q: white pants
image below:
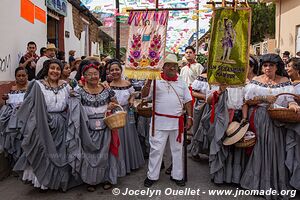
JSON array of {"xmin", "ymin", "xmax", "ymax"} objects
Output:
[{"xmin": 147, "ymin": 129, "xmax": 183, "ymax": 180}]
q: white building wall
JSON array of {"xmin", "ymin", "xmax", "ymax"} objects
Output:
[
  {"xmin": 91, "ymin": 42, "xmax": 99, "ymax": 56},
  {"xmin": 64, "ymin": 2, "xmax": 81, "ymax": 60},
  {"xmin": 64, "ymin": 3, "xmax": 99, "ymax": 59},
  {"xmin": 0, "ymin": 0, "xmax": 47, "ymax": 81}
]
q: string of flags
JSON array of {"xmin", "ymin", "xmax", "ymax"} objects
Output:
[{"xmin": 80, "ymin": 0, "xmax": 212, "ymax": 53}]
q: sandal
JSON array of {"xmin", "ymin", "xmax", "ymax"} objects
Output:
[
  {"xmin": 144, "ymin": 177, "xmax": 156, "ymax": 187},
  {"xmin": 87, "ymin": 185, "xmax": 96, "ymax": 192},
  {"xmin": 103, "ymin": 182, "xmax": 113, "ymax": 190}
]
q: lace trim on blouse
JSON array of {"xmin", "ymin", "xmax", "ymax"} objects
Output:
[
  {"xmin": 9, "ymin": 89, "xmax": 26, "ymax": 94},
  {"xmin": 78, "ymin": 87, "xmax": 115, "ymax": 107},
  {"xmin": 40, "ymin": 81, "xmax": 68, "ymax": 94},
  {"xmin": 110, "ymin": 84, "xmax": 132, "ymax": 90},
  {"xmin": 196, "ymin": 76, "xmax": 207, "ymax": 82},
  {"xmin": 250, "ymin": 80, "xmax": 292, "ymax": 88}
]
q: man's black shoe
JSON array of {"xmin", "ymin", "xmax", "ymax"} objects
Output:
[
  {"xmin": 144, "ymin": 177, "xmax": 156, "ymax": 187},
  {"xmin": 170, "ymin": 176, "xmax": 186, "ymax": 187}
]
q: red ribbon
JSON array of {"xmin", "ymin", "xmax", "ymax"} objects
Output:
[
  {"xmin": 187, "ymin": 60, "xmax": 196, "ymax": 68},
  {"xmin": 160, "ymin": 72, "xmax": 178, "ymax": 81},
  {"xmin": 82, "ymin": 63, "xmax": 98, "ymax": 75},
  {"xmin": 210, "ymin": 91, "xmax": 219, "ymax": 123},
  {"xmin": 155, "ymin": 112, "xmax": 184, "ymax": 143},
  {"xmin": 110, "ymin": 129, "xmax": 120, "ymax": 158},
  {"xmin": 189, "ymin": 86, "xmax": 195, "ymax": 109},
  {"xmin": 107, "ymin": 111, "xmax": 120, "ymax": 158},
  {"xmin": 246, "ymin": 107, "xmax": 257, "ymax": 155}
]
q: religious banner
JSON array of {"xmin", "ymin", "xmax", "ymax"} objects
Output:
[
  {"xmin": 208, "ymin": 7, "xmax": 251, "ymax": 85},
  {"xmin": 125, "ymin": 11, "xmax": 169, "ymax": 80}
]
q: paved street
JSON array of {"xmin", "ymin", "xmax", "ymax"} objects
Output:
[{"xmin": 1, "ymin": 154, "xmax": 299, "ymax": 200}]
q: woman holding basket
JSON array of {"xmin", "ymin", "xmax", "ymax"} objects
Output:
[
  {"xmin": 240, "ymin": 54, "xmax": 300, "ymax": 199},
  {"xmin": 67, "ymin": 63, "xmax": 120, "ymax": 192},
  {"xmin": 284, "ymin": 57, "xmax": 300, "ymax": 190},
  {"xmin": 109, "ymin": 59, "xmax": 145, "ymax": 174}
]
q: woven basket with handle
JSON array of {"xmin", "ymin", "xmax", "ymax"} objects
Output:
[
  {"xmin": 268, "ymin": 93, "xmax": 300, "ymax": 123},
  {"xmin": 137, "ymin": 99, "xmax": 152, "ymax": 118},
  {"xmin": 235, "ymin": 138, "xmax": 256, "ymax": 148},
  {"xmin": 104, "ymin": 105, "xmax": 127, "ymax": 129}
]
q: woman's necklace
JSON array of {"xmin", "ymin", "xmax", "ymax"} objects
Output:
[
  {"xmin": 265, "ymin": 74, "xmax": 276, "ymax": 85},
  {"xmin": 264, "ymin": 75, "xmax": 276, "ymax": 95},
  {"xmin": 46, "ymin": 78, "xmax": 59, "ymax": 103}
]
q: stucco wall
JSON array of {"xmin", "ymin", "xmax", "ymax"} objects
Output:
[
  {"xmin": 276, "ymin": 0, "xmax": 300, "ymax": 56},
  {"xmin": 64, "ymin": 2, "xmax": 81, "ymax": 58},
  {"xmin": 0, "ymin": 0, "xmax": 47, "ymax": 82}
]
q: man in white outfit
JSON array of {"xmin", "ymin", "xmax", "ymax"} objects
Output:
[
  {"xmin": 180, "ymin": 46, "xmax": 204, "ymax": 86},
  {"xmin": 141, "ymin": 54, "xmax": 193, "ymax": 187},
  {"xmin": 36, "ymin": 43, "xmax": 57, "ymax": 76}
]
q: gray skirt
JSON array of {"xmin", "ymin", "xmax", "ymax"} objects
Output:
[
  {"xmin": 67, "ymin": 99, "xmax": 113, "ymax": 185},
  {"xmin": 240, "ymin": 106, "xmax": 289, "ymax": 200},
  {"xmin": 118, "ymin": 105, "xmax": 145, "ymax": 174},
  {"xmin": 0, "ymin": 105, "xmax": 23, "ymax": 163},
  {"xmin": 285, "ymin": 123, "xmax": 300, "ymax": 190},
  {"xmin": 189, "ymin": 103, "xmax": 212, "ymax": 156},
  {"xmin": 13, "ymin": 82, "xmax": 80, "ymax": 191}
]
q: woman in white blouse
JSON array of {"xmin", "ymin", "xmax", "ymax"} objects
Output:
[
  {"xmin": 109, "ymin": 60, "xmax": 145, "ymax": 174},
  {"xmin": 241, "ymin": 54, "xmax": 300, "ymax": 199},
  {"xmin": 284, "ymin": 57, "xmax": 300, "ymax": 191},
  {"xmin": 286, "ymin": 57, "xmax": 300, "ymax": 96},
  {"xmin": 13, "ymin": 59, "xmax": 79, "ymax": 192},
  {"xmin": 0, "ymin": 67, "xmax": 28, "ymax": 166},
  {"xmin": 189, "ymin": 69, "xmax": 211, "ymax": 159}
]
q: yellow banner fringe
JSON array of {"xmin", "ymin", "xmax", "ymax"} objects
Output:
[{"xmin": 124, "ymin": 68, "xmax": 162, "ymax": 80}]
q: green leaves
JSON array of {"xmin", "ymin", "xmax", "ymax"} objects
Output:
[{"xmin": 250, "ymin": 3, "xmax": 275, "ymax": 44}]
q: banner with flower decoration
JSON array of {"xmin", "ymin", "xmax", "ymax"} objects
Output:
[
  {"xmin": 208, "ymin": 7, "xmax": 251, "ymax": 86},
  {"xmin": 125, "ymin": 10, "xmax": 169, "ymax": 80}
]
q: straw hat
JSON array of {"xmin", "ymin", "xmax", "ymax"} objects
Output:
[
  {"xmin": 74, "ymin": 57, "xmax": 81, "ymax": 64},
  {"xmin": 47, "ymin": 43, "xmax": 57, "ymax": 50},
  {"xmin": 164, "ymin": 54, "xmax": 178, "ymax": 65},
  {"xmin": 223, "ymin": 121, "xmax": 249, "ymax": 146}
]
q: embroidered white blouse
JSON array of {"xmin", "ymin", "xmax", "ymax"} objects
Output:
[{"xmin": 244, "ymin": 80, "xmax": 295, "ymax": 108}]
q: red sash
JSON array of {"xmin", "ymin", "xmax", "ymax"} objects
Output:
[
  {"xmin": 107, "ymin": 111, "xmax": 120, "ymax": 158},
  {"xmin": 155, "ymin": 112, "xmax": 184, "ymax": 143}
]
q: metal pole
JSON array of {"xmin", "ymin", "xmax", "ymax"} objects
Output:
[
  {"xmin": 196, "ymin": 0, "xmax": 199, "ymax": 54},
  {"xmin": 116, "ymin": 0, "xmax": 120, "ymax": 60}
]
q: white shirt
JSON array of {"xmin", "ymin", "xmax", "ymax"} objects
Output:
[
  {"xmin": 69, "ymin": 71, "xmax": 77, "ymax": 79},
  {"xmin": 147, "ymin": 79, "xmax": 192, "ymax": 130},
  {"xmin": 180, "ymin": 63, "xmax": 204, "ymax": 86},
  {"xmin": 206, "ymin": 85, "xmax": 245, "ymax": 110},
  {"xmin": 36, "ymin": 56, "xmax": 49, "ymax": 76}
]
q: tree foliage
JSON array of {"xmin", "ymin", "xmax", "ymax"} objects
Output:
[
  {"xmin": 207, "ymin": 3, "xmax": 275, "ymax": 44},
  {"xmin": 250, "ymin": 3, "xmax": 276, "ymax": 44}
]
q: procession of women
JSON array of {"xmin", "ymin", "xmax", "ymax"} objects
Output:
[{"xmin": 1, "ymin": 2, "xmax": 300, "ymax": 200}]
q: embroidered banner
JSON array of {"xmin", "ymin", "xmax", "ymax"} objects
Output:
[
  {"xmin": 125, "ymin": 11, "xmax": 169, "ymax": 80},
  {"xmin": 208, "ymin": 7, "xmax": 251, "ymax": 86}
]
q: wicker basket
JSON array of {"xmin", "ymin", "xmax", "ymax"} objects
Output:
[
  {"xmin": 137, "ymin": 99, "xmax": 152, "ymax": 118},
  {"xmin": 104, "ymin": 105, "xmax": 127, "ymax": 129},
  {"xmin": 235, "ymin": 138, "xmax": 256, "ymax": 148},
  {"xmin": 268, "ymin": 93, "xmax": 300, "ymax": 123}
]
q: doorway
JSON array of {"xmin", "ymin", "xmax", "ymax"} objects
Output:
[{"xmin": 47, "ymin": 15, "xmax": 59, "ymax": 47}]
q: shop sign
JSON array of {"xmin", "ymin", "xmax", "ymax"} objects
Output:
[{"xmin": 46, "ymin": 0, "xmax": 67, "ymax": 16}]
